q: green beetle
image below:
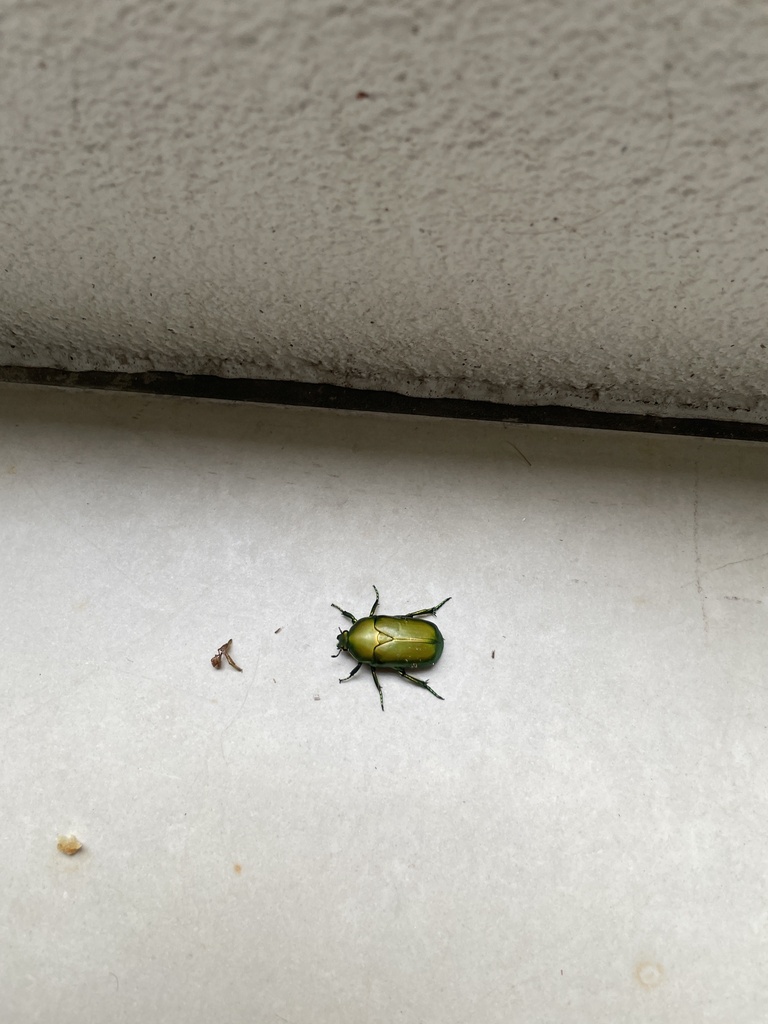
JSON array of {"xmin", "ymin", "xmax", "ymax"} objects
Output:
[{"xmin": 331, "ymin": 586, "xmax": 450, "ymax": 711}]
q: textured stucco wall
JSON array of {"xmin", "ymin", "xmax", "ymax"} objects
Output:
[{"xmin": 1, "ymin": 0, "xmax": 768, "ymax": 420}]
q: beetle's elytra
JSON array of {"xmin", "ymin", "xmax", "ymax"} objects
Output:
[{"xmin": 331, "ymin": 586, "xmax": 450, "ymax": 711}]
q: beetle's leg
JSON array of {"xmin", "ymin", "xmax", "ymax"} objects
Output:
[
  {"xmin": 369, "ymin": 585, "xmax": 380, "ymax": 616},
  {"xmin": 331, "ymin": 603, "xmax": 357, "ymax": 623},
  {"xmin": 396, "ymin": 669, "xmax": 444, "ymax": 701},
  {"xmin": 339, "ymin": 663, "xmax": 362, "ymax": 682},
  {"xmin": 399, "ymin": 596, "xmax": 452, "ymax": 618},
  {"xmin": 370, "ymin": 666, "xmax": 385, "ymax": 712}
]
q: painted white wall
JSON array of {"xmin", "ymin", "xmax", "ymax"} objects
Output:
[{"xmin": 1, "ymin": 0, "xmax": 767, "ymax": 420}]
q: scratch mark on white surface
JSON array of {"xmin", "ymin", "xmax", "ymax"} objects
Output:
[
  {"xmin": 676, "ymin": 550, "xmax": 768, "ymax": 591},
  {"xmin": 705, "ymin": 551, "xmax": 768, "ymax": 575},
  {"xmin": 506, "ymin": 441, "xmax": 532, "ymax": 467},
  {"xmin": 220, "ymin": 679, "xmax": 253, "ymax": 765},
  {"xmin": 140, "ymin": 767, "xmax": 183, "ymax": 782}
]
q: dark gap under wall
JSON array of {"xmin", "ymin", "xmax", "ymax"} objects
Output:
[{"xmin": 1, "ymin": 365, "xmax": 766, "ymax": 442}]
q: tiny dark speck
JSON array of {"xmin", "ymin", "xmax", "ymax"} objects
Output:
[
  {"xmin": 491, "ymin": 650, "xmax": 495, "ymax": 659},
  {"xmin": 356, "ymin": 91, "xmax": 370, "ymax": 100}
]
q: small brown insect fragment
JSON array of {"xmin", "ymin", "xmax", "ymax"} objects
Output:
[
  {"xmin": 356, "ymin": 90, "xmax": 370, "ymax": 99},
  {"xmin": 57, "ymin": 834, "xmax": 82, "ymax": 856},
  {"xmin": 211, "ymin": 639, "xmax": 242, "ymax": 671},
  {"xmin": 274, "ymin": 627, "xmax": 282, "ymax": 634}
]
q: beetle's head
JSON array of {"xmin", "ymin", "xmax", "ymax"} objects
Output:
[{"xmin": 335, "ymin": 629, "xmax": 350, "ymax": 654}]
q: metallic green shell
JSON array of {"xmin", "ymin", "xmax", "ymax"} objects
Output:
[{"xmin": 346, "ymin": 616, "xmax": 444, "ymax": 668}]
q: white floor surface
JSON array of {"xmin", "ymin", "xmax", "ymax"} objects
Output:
[{"xmin": 1, "ymin": 384, "xmax": 767, "ymax": 1023}]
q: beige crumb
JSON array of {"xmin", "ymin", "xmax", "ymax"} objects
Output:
[{"xmin": 57, "ymin": 834, "xmax": 83, "ymax": 856}]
